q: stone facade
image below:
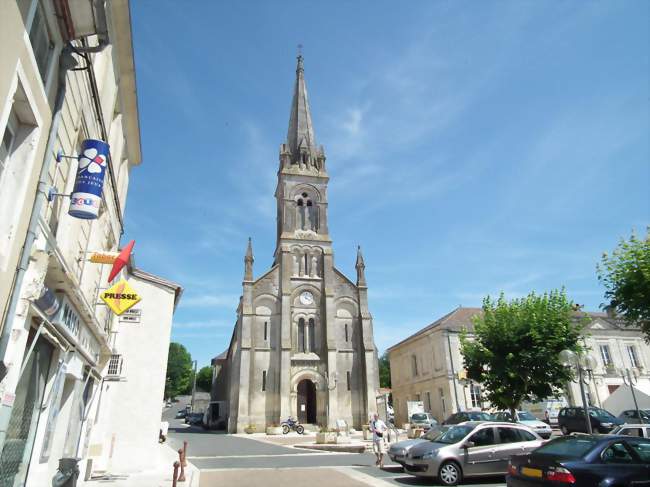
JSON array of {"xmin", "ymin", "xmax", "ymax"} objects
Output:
[
  {"xmin": 214, "ymin": 57, "xmax": 380, "ymax": 433},
  {"xmin": 388, "ymin": 307, "xmax": 650, "ymax": 427}
]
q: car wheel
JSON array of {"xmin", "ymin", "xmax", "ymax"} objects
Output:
[
  {"xmin": 560, "ymin": 425, "xmax": 569, "ymax": 435},
  {"xmin": 438, "ymin": 461, "xmax": 461, "ymax": 486}
]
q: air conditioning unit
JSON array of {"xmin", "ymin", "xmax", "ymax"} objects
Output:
[{"xmin": 106, "ymin": 354, "xmax": 124, "ymax": 380}]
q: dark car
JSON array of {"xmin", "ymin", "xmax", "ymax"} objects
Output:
[
  {"xmin": 442, "ymin": 411, "xmax": 493, "ymax": 425},
  {"xmin": 175, "ymin": 409, "xmax": 187, "ymax": 419},
  {"xmin": 557, "ymin": 406, "xmax": 623, "ymax": 434},
  {"xmin": 185, "ymin": 412, "xmax": 204, "ymax": 425},
  {"xmin": 507, "ymin": 435, "xmax": 650, "ymax": 486},
  {"xmin": 619, "ymin": 409, "xmax": 650, "ymax": 423}
]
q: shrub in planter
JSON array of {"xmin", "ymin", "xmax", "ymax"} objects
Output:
[{"xmin": 244, "ymin": 424, "xmax": 257, "ymax": 434}]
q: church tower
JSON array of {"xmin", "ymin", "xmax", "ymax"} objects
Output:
[{"xmin": 221, "ymin": 56, "xmax": 380, "ymax": 433}]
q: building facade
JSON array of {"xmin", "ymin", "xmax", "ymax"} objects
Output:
[
  {"xmin": 388, "ymin": 307, "xmax": 650, "ymax": 427},
  {"xmin": 0, "ymin": 1, "xmax": 168, "ymax": 485},
  {"xmin": 213, "ymin": 57, "xmax": 380, "ymax": 433}
]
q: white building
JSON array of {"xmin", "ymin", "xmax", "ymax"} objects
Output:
[
  {"xmin": 0, "ymin": 1, "xmax": 178, "ymax": 485},
  {"xmin": 388, "ymin": 307, "xmax": 650, "ymax": 426}
]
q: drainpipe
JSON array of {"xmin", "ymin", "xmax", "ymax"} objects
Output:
[{"xmin": 0, "ymin": 35, "xmax": 110, "ymax": 452}]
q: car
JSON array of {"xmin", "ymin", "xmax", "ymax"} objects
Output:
[
  {"xmin": 410, "ymin": 412, "xmax": 438, "ymax": 431},
  {"xmin": 507, "ymin": 435, "xmax": 650, "ymax": 486},
  {"xmin": 175, "ymin": 409, "xmax": 187, "ymax": 419},
  {"xmin": 557, "ymin": 406, "xmax": 623, "ymax": 435},
  {"xmin": 619, "ymin": 408, "xmax": 650, "ymax": 423},
  {"xmin": 611, "ymin": 424, "xmax": 650, "ymax": 438},
  {"xmin": 492, "ymin": 410, "xmax": 553, "ymax": 439},
  {"xmin": 402, "ymin": 421, "xmax": 544, "ymax": 486},
  {"xmin": 185, "ymin": 412, "xmax": 204, "ymax": 425},
  {"xmin": 442, "ymin": 411, "xmax": 493, "ymax": 425},
  {"xmin": 388, "ymin": 425, "xmax": 447, "ymax": 467}
]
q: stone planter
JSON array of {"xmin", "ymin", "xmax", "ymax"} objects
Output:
[
  {"xmin": 362, "ymin": 425, "xmax": 371, "ymax": 441},
  {"xmin": 244, "ymin": 426, "xmax": 257, "ymax": 434},
  {"xmin": 316, "ymin": 432, "xmax": 337, "ymax": 444},
  {"xmin": 266, "ymin": 426, "xmax": 282, "ymax": 435},
  {"xmin": 407, "ymin": 428, "xmax": 423, "ymax": 439}
]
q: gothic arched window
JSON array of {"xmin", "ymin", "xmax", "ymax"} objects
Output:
[
  {"xmin": 298, "ymin": 318, "xmax": 305, "ymax": 353},
  {"xmin": 308, "ymin": 318, "xmax": 315, "ymax": 352}
]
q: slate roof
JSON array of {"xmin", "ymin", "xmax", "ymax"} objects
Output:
[{"xmin": 386, "ymin": 307, "xmax": 639, "ymax": 353}]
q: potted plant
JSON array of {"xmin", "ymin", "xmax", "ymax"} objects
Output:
[
  {"xmin": 362, "ymin": 424, "xmax": 371, "ymax": 441},
  {"xmin": 244, "ymin": 424, "xmax": 257, "ymax": 434},
  {"xmin": 316, "ymin": 427, "xmax": 337, "ymax": 444}
]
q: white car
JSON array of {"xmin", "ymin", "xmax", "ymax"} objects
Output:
[{"xmin": 492, "ymin": 410, "xmax": 552, "ymax": 439}]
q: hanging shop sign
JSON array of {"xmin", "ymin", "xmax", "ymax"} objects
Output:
[
  {"xmin": 89, "ymin": 251, "xmax": 120, "ymax": 264},
  {"xmin": 119, "ymin": 308, "xmax": 141, "ymax": 324},
  {"xmin": 101, "ymin": 278, "xmax": 141, "ymax": 316},
  {"xmin": 68, "ymin": 139, "xmax": 110, "ymax": 219}
]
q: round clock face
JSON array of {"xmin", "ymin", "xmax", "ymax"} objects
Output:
[{"xmin": 299, "ymin": 291, "xmax": 314, "ymax": 305}]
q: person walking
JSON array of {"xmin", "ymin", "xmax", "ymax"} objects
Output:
[{"xmin": 369, "ymin": 413, "xmax": 388, "ymax": 468}]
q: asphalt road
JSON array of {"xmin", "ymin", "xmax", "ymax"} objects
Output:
[{"xmin": 162, "ymin": 400, "xmax": 506, "ymax": 486}]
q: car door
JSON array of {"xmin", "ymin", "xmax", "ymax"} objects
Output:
[
  {"xmin": 462, "ymin": 426, "xmax": 501, "ymax": 476},
  {"xmin": 493, "ymin": 427, "xmax": 538, "ymax": 472}
]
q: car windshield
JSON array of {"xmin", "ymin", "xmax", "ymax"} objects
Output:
[
  {"xmin": 589, "ymin": 408, "xmax": 615, "ymax": 419},
  {"xmin": 468, "ymin": 412, "xmax": 492, "ymax": 421},
  {"xmin": 517, "ymin": 411, "xmax": 537, "ymax": 421},
  {"xmin": 411, "ymin": 413, "xmax": 429, "ymax": 421},
  {"xmin": 423, "ymin": 425, "xmax": 446, "ymax": 440},
  {"xmin": 429, "ymin": 425, "xmax": 474, "ymax": 444},
  {"xmin": 534, "ymin": 437, "xmax": 600, "ymax": 458}
]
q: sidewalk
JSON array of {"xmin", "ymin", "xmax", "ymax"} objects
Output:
[{"xmin": 80, "ymin": 443, "xmax": 200, "ymax": 487}]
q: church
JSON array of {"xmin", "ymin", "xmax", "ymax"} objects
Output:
[{"xmin": 211, "ymin": 56, "xmax": 380, "ymax": 433}]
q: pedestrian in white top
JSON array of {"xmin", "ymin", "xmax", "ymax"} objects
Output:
[{"xmin": 369, "ymin": 413, "xmax": 388, "ymax": 468}]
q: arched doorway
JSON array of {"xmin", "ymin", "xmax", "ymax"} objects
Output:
[{"xmin": 296, "ymin": 379, "xmax": 317, "ymax": 424}]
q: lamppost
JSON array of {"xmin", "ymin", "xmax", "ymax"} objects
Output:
[
  {"xmin": 618, "ymin": 367, "xmax": 644, "ymax": 424},
  {"xmin": 560, "ymin": 350, "xmax": 597, "ymax": 434}
]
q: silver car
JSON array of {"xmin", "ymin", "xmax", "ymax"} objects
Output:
[
  {"xmin": 403, "ymin": 421, "xmax": 543, "ymax": 486},
  {"xmin": 388, "ymin": 426, "xmax": 446, "ymax": 466},
  {"xmin": 492, "ymin": 410, "xmax": 553, "ymax": 439}
]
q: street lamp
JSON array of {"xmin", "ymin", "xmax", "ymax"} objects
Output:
[
  {"xmin": 560, "ymin": 349, "xmax": 597, "ymax": 434},
  {"xmin": 618, "ymin": 367, "xmax": 644, "ymax": 424}
]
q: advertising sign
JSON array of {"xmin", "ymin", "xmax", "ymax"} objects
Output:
[
  {"xmin": 68, "ymin": 139, "xmax": 110, "ymax": 219},
  {"xmin": 101, "ymin": 278, "xmax": 141, "ymax": 315},
  {"xmin": 89, "ymin": 251, "xmax": 119, "ymax": 264}
]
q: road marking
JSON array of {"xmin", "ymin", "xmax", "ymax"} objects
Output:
[
  {"xmin": 188, "ymin": 452, "xmax": 354, "ymax": 459},
  {"xmin": 335, "ymin": 467, "xmax": 396, "ymax": 486}
]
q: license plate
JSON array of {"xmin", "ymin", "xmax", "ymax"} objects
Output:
[{"xmin": 521, "ymin": 467, "xmax": 543, "ymax": 478}]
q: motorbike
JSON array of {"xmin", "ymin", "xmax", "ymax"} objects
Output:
[{"xmin": 281, "ymin": 417, "xmax": 305, "ymax": 434}]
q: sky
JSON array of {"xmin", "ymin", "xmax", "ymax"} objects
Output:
[{"xmin": 125, "ymin": 1, "xmax": 649, "ymax": 368}]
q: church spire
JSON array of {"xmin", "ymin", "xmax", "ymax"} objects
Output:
[
  {"xmin": 356, "ymin": 245, "xmax": 366, "ymax": 287},
  {"xmin": 244, "ymin": 237, "xmax": 254, "ymax": 282},
  {"xmin": 282, "ymin": 54, "xmax": 325, "ymax": 171},
  {"xmin": 287, "ymin": 54, "xmax": 316, "ymax": 155}
]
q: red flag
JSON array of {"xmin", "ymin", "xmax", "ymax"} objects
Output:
[{"xmin": 108, "ymin": 240, "xmax": 135, "ymax": 283}]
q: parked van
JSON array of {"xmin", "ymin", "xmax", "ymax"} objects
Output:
[{"xmin": 522, "ymin": 398, "xmax": 567, "ymax": 425}]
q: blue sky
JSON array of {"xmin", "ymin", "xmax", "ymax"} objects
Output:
[{"xmin": 126, "ymin": 1, "xmax": 649, "ymax": 368}]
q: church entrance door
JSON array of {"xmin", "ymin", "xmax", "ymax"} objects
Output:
[{"xmin": 297, "ymin": 379, "xmax": 317, "ymax": 424}]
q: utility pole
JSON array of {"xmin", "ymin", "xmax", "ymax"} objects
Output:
[{"xmin": 190, "ymin": 360, "xmax": 197, "ymax": 413}]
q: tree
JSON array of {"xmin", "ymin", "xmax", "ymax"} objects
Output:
[
  {"xmin": 165, "ymin": 342, "xmax": 193, "ymax": 399},
  {"xmin": 378, "ymin": 352, "xmax": 391, "ymax": 388},
  {"xmin": 597, "ymin": 229, "xmax": 650, "ymax": 342},
  {"xmin": 460, "ymin": 290, "xmax": 584, "ymax": 419},
  {"xmin": 196, "ymin": 366, "xmax": 213, "ymax": 392}
]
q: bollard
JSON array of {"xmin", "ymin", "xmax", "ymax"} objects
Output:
[
  {"xmin": 172, "ymin": 461, "xmax": 179, "ymax": 487},
  {"xmin": 177, "ymin": 449, "xmax": 186, "ymax": 482},
  {"xmin": 182, "ymin": 440, "xmax": 188, "ymax": 467}
]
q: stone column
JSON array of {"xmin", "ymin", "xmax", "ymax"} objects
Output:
[{"xmin": 279, "ymin": 245, "xmax": 293, "ymax": 420}]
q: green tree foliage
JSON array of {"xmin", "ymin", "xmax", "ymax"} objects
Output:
[
  {"xmin": 165, "ymin": 342, "xmax": 193, "ymax": 399},
  {"xmin": 598, "ymin": 229, "xmax": 650, "ymax": 342},
  {"xmin": 460, "ymin": 290, "xmax": 583, "ymax": 418},
  {"xmin": 196, "ymin": 366, "xmax": 213, "ymax": 392},
  {"xmin": 379, "ymin": 352, "xmax": 391, "ymax": 388}
]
